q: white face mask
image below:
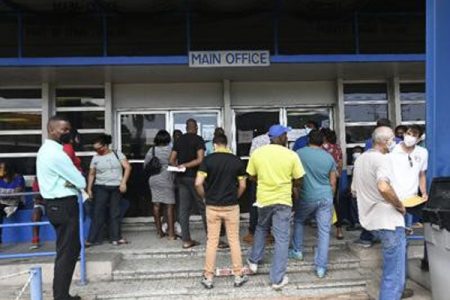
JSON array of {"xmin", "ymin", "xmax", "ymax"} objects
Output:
[
  {"xmin": 305, "ymin": 127, "xmax": 312, "ymax": 134},
  {"xmin": 387, "ymin": 139, "xmax": 396, "ymax": 152},
  {"xmin": 352, "ymin": 153, "xmax": 362, "ymax": 161},
  {"xmin": 403, "ymin": 134, "xmax": 418, "ymax": 147}
]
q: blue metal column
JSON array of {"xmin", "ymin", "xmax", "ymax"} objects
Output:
[{"xmin": 426, "ymin": 0, "xmax": 450, "ymax": 178}]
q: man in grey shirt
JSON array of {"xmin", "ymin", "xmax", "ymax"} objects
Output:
[{"xmin": 352, "ymin": 126, "xmax": 406, "ymax": 300}]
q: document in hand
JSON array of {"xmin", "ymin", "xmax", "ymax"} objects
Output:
[
  {"xmin": 403, "ymin": 195, "xmax": 427, "ymax": 208},
  {"xmin": 167, "ymin": 166, "xmax": 186, "ymax": 173}
]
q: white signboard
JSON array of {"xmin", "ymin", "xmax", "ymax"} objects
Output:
[{"xmin": 189, "ymin": 50, "xmax": 270, "ymax": 68}]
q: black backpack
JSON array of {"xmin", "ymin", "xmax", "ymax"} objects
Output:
[{"xmin": 144, "ymin": 146, "xmax": 162, "ymax": 180}]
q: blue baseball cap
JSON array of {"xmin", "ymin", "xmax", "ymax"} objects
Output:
[{"xmin": 268, "ymin": 124, "xmax": 291, "ymax": 138}]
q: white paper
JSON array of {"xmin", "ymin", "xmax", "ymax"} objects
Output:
[
  {"xmin": 167, "ymin": 166, "xmax": 186, "ymax": 173},
  {"xmin": 287, "ymin": 129, "xmax": 307, "ymax": 142},
  {"xmin": 238, "ymin": 130, "xmax": 253, "ymax": 144},
  {"xmin": 202, "ymin": 124, "xmax": 216, "ymax": 141}
]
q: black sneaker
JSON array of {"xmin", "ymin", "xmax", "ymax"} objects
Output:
[
  {"xmin": 201, "ymin": 276, "xmax": 213, "ymax": 289},
  {"xmin": 234, "ymin": 275, "xmax": 249, "ymax": 287}
]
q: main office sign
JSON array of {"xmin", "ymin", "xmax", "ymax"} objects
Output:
[{"xmin": 189, "ymin": 50, "xmax": 270, "ymax": 68}]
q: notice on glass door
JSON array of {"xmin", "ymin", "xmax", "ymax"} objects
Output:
[{"xmin": 238, "ymin": 130, "xmax": 254, "ymax": 144}]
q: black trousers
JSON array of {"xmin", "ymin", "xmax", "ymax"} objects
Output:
[
  {"xmin": 88, "ymin": 185, "xmax": 121, "ymax": 243},
  {"xmin": 177, "ymin": 176, "xmax": 207, "ymax": 242},
  {"xmin": 46, "ymin": 196, "xmax": 80, "ymax": 300}
]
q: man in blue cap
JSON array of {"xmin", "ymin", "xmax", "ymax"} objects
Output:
[{"xmin": 246, "ymin": 124, "xmax": 305, "ymax": 290}]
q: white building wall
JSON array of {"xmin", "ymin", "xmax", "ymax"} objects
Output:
[
  {"xmin": 230, "ymin": 81, "xmax": 336, "ymax": 106},
  {"xmin": 113, "ymin": 83, "xmax": 223, "ymax": 109}
]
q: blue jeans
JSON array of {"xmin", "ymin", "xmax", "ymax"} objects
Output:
[
  {"xmin": 292, "ymin": 198, "xmax": 333, "ymax": 269},
  {"xmin": 248, "ymin": 204, "xmax": 291, "ymax": 284},
  {"xmin": 371, "ymin": 227, "xmax": 406, "ymax": 300}
]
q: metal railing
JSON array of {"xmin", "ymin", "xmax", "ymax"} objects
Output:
[
  {"xmin": 0, "ymin": 267, "xmax": 42, "ymax": 300},
  {"xmin": 0, "ymin": 192, "xmax": 87, "ymax": 285}
]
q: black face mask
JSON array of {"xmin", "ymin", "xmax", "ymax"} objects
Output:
[{"xmin": 59, "ymin": 132, "xmax": 72, "ymax": 144}]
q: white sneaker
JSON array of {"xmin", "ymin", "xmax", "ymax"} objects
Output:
[
  {"xmin": 246, "ymin": 258, "xmax": 258, "ymax": 274},
  {"xmin": 271, "ymin": 276, "xmax": 289, "ymax": 291},
  {"xmin": 161, "ymin": 222, "xmax": 168, "ymax": 234},
  {"xmin": 175, "ymin": 222, "xmax": 182, "ymax": 236},
  {"xmin": 4, "ymin": 206, "xmax": 17, "ymax": 218}
]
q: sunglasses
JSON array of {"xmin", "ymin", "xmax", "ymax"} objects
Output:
[{"xmin": 408, "ymin": 155, "xmax": 413, "ymax": 168}]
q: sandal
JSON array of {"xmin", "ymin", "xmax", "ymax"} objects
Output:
[
  {"xmin": 182, "ymin": 240, "xmax": 200, "ymax": 249},
  {"xmin": 167, "ymin": 235, "xmax": 177, "ymax": 241},
  {"xmin": 117, "ymin": 239, "xmax": 129, "ymax": 245}
]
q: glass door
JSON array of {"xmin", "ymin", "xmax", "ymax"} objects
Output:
[
  {"xmin": 285, "ymin": 107, "xmax": 333, "ymax": 149},
  {"xmin": 170, "ymin": 110, "xmax": 221, "ymax": 143},
  {"xmin": 233, "ymin": 109, "xmax": 281, "ymax": 158},
  {"xmin": 119, "ymin": 112, "xmax": 168, "ymax": 161}
]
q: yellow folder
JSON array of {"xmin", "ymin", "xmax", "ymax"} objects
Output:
[{"xmin": 402, "ymin": 195, "xmax": 427, "ymax": 208}]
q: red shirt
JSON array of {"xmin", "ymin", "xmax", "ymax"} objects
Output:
[
  {"xmin": 63, "ymin": 144, "xmax": 82, "ymax": 172},
  {"xmin": 322, "ymin": 142, "xmax": 343, "ymax": 164}
]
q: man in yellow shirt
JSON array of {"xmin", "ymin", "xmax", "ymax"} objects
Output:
[{"xmin": 246, "ymin": 124, "xmax": 305, "ymax": 290}]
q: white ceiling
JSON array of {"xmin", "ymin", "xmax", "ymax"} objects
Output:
[{"xmin": 0, "ymin": 62, "xmax": 424, "ymax": 85}]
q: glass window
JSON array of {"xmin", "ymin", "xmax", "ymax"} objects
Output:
[
  {"xmin": 0, "ymin": 89, "xmax": 42, "ymax": 109},
  {"xmin": 0, "ymin": 112, "xmax": 42, "ymax": 130},
  {"xmin": 234, "ymin": 111, "xmax": 279, "ymax": 157},
  {"xmin": 344, "ymin": 84, "xmax": 388, "ymax": 102},
  {"xmin": 344, "ymin": 104, "xmax": 388, "ymax": 123},
  {"xmin": 0, "ymin": 157, "xmax": 37, "ymax": 176},
  {"xmin": 56, "ymin": 111, "xmax": 105, "ymax": 129},
  {"xmin": 287, "ymin": 109, "xmax": 331, "ymax": 129},
  {"xmin": 0, "ymin": 89, "xmax": 42, "ymax": 171},
  {"xmin": 286, "ymin": 108, "xmax": 331, "ymax": 148},
  {"xmin": 172, "ymin": 112, "xmax": 220, "ymax": 142},
  {"xmin": 108, "ymin": 13, "xmax": 186, "ymax": 56},
  {"xmin": 56, "ymin": 88, "xmax": 105, "ymax": 107},
  {"xmin": 0, "ymin": 135, "xmax": 41, "ymax": 153},
  {"xmin": 358, "ymin": 14, "xmax": 425, "ymax": 54},
  {"xmin": 23, "ymin": 15, "xmax": 103, "ymax": 57},
  {"xmin": 279, "ymin": 3, "xmax": 354, "ymax": 54},
  {"xmin": 345, "ymin": 126, "xmax": 375, "ymax": 144},
  {"xmin": 0, "ymin": 16, "xmax": 18, "ymax": 57},
  {"xmin": 56, "ymin": 88, "xmax": 105, "ymax": 129},
  {"xmin": 401, "ymin": 103, "xmax": 426, "ymax": 122},
  {"xmin": 120, "ymin": 113, "xmax": 167, "ymax": 160},
  {"xmin": 190, "ymin": 9, "xmax": 273, "ymax": 52},
  {"xmin": 400, "ymin": 83, "xmax": 426, "ymax": 101}
]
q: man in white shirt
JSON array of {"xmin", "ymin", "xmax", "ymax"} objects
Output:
[
  {"xmin": 390, "ymin": 125, "xmax": 428, "ymax": 202},
  {"xmin": 352, "ymin": 126, "xmax": 406, "ymax": 300},
  {"xmin": 388, "ymin": 125, "xmax": 428, "ymax": 299}
]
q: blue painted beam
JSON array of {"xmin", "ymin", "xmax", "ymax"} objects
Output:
[
  {"xmin": 426, "ymin": 0, "xmax": 450, "ymax": 178},
  {"xmin": 0, "ymin": 54, "xmax": 425, "ymax": 67}
]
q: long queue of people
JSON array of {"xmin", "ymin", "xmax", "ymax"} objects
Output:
[{"xmin": 1, "ymin": 115, "xmax": 427, "ymax": 300}]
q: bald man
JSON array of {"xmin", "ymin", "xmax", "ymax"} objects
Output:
[
  {"xmin": 37, "ymin": 116, "xmax": 86, "ymax": 300},
  {"xmin": 352, "ymin": 126, "xmax": 406, "ymax": 300}
]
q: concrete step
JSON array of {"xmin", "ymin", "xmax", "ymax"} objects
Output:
[
  {"xmin": 408, "ymin": 258, "xmax": 431, "ymax": 290},
  {"xmin": 0, "ymin": 252, "xmax": 120, "ymax": 286},
  {"xmin": 87, "ymin": 228, "xmax": 349, "ymax": 259},
  {"xmin": 112, "ymin": 249, "xmax": 360, "ymax": 281},
  {"xmin": 0, "ymin": 270, "xmax": 368, "ymax": 300},
  {"xmin": 92, "ymin": 269, "xmax": 367, "ymax": 300}
]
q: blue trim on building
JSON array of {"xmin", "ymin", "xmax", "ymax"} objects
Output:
[
  {"xmin": 426, "ymin": 0, "xmax": 450, "ymax": 178},
  {"xmin": 0, "ymin": 54, "xmax": 425, "ymax": 67}
]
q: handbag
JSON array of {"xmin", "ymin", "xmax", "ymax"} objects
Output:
[{"xmin": 144, "ymin": 146, "xmax": 162, "ymax": 180}]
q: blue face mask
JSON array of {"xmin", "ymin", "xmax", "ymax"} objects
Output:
[
  {"xmin": 387, "ymin": 140, "xmax": 396, "ymax": 152},
  {"xmin": 305, "ymin": 127, "xmax": 312, "ymax": 135}
]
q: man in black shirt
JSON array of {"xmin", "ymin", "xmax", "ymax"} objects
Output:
[
  {"xmin": 170, "ymin": 119, "xmax": 206, "ymax": 249},
  {"xmin": 195, "ymin": 134, "xmax": 248, "ymax": 289}
]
